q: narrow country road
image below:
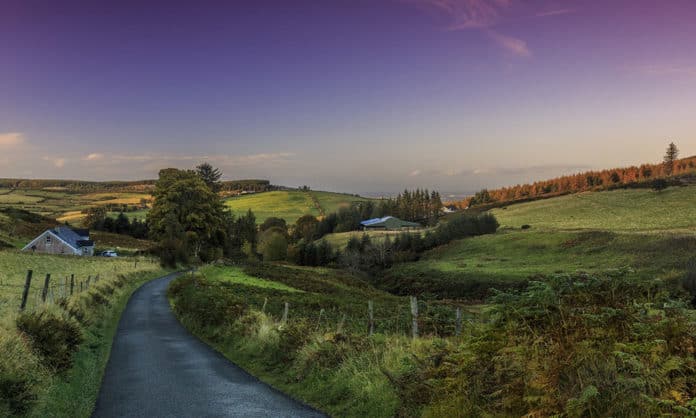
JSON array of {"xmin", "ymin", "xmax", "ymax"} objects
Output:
[{"xmin": 92, "ymin": 272, "xmax": 326, "ymax": 418}]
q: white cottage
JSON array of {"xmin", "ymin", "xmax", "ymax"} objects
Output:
[{"xmin": 22, "ymin": 226, "xmax": 95, "ymax": 256}]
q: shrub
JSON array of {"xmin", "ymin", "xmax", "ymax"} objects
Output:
[
  {"xmin": 259, "ymin": 231, "xmax": 288, "ymax": 262},
  {"xmin": 681, "ymin": 258, "xmax": 696, "ymax": 305},
  {"xmin": 16, "ymin": 311, "xmax": 83, "ymax": 373},
  {"xmin": 168, "ymin": 276, "xmax": 245, "ymax": 327},
  {"xmin": 423, "ymin": 271, "xmax": 696, "ymax": 416},
  {"xmin": 277, "ymin": 319, "xmax": 314, "ymax": 362},
  {"xmin": 521, "ymin": 224, "xmax": 531, "ymax": 229},
  {"xmin": 0, "ymin": 331, "xmax": 45, "ymax": 416}
]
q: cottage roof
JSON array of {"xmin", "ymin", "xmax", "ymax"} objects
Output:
[{"xmin": 53, "ymin": 226, "xmax": 92, "ymax": 248}]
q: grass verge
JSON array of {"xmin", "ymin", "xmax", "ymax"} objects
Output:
[{"xmin": 0, "ymin": 270, "xmax": 166, "ymax": 417}]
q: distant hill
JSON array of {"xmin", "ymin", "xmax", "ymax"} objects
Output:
[
  {"xmin": 456, "ymin": 155, "xmax": 696, "ymax": 209},
  {"xmin": 0, "ymin": 178, "xmax": 274, "ymax": 194}
]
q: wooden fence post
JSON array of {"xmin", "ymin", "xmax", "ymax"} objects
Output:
[
  {"xmin": 19, "ymin": 270, "xmax": 33, "ymax": 311},
  {"xmin": 410, "ymin": 296, "xmax": 419, "ymax": 339},
  {"xmin": 455, "ymin": 307, "xmax": 462, "ymax": 336},
  {"xmin": 70, "ymin": 274, "xmax": 74, "ymax": 296},
  {"xmin": 262, "ymin": 297, "xmax": 268, "ymax": 313},
  {"xmin": 41, "ymin": 274, "xmax": 51, "ymax": 303},
  {"xmin": 337, "ymin": 313, "xmax": 347, "ymax": 334},
  {"xmin": 80, "ymin": 281, "xmax": 83, "ymax": 293},
  {"xmin": 368, "ymin": 300, "xmax": 374, "ymax": 336},
  {"xmin": 282, "ymin": 302, "xmax": 289, "ymax": 324},
  {"xmin": 317, "ymin": 308, "xmax": 325, "ymax": 331},
  {"xmin": 86, "ymin": 275, "xmax": 91, "ymax": 289}
]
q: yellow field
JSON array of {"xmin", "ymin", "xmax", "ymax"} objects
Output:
[{"xmin": 56, "ymin": 210, "xmax": 85, "ymax": 223}]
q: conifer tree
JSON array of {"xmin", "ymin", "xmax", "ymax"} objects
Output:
[{"xmin": 663, "ymin": 142, "xmax": 679, "ymax": 176}]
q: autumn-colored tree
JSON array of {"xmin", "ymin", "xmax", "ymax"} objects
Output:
[{"xmin": 459, "ymin": 152, "xmax": 696, "ymax": 209}]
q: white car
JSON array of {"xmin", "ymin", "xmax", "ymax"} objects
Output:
[{"xmin": 101, "ymin": 250, "xmax": 118, "ymax": 257}]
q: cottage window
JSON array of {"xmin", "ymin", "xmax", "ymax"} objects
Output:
[{"xmin": 46, "ymin": 235, "xmax": 52, "ymax": 245}]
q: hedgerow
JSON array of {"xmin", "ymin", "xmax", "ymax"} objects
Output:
[{"xmin": 170, "ymin": 267, "xmax": 696, "ymax": 417}]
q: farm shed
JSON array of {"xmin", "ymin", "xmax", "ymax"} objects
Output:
[
  {"xmin": 360, "ymin": 216, "xmax": 421, "ymax": 231},
  {"xmin": 22, "ymin": 226, "xmax": 95, "ymax": 256}
]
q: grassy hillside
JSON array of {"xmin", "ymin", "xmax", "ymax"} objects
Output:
[
  {"xmin": 225, "ymin": 190, "xmax": 371, "ymax": 223},
  {"xmin": 312, "ymin": 191, "xmax": 371, "ymax": 214},
  {"xmin": 0, "ymin": 250, "xmax": 160, "ymax": 317},
  {"xmin": 492, "ymin": 185, "xmax": 696, "ymax": 231},
  {"xmin": 383, "ymin": 185, "xmax": 696, "ymax": 299},
  {"xmin": 384, "ymin": 229, "xmax": 691, "ymax": 299}
]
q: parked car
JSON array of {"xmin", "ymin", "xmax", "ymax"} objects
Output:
[{"xmin": 101, "ymin": 250, "xmax": 118, "ymax": 257}]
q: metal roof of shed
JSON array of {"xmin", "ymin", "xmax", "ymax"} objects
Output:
[{"xmin": 360, "ymin": 216, "xmax": 421, "ymax": 228}]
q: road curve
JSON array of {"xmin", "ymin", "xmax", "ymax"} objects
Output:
[{"xmin": 92, "ymin": 272, "xmax": 326, "ymax": 418}]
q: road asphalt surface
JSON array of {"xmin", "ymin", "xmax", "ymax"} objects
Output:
[{"xmin": 92, "ymin": 272, "xmax": 326, "ymax": 418}]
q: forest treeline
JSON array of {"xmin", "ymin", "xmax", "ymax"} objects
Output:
[
  {"xmin": 0, "ymin": 177, "xmax": 273, "ymax": 194},
  {"xmin": 458, "ymin": 150, "xmax": 695, "ymax": 208}
]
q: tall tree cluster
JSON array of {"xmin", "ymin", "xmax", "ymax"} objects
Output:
[
  {"xmin": 377, "ymin": 189, "xmax": 443, "ymax": 224},
  {"xmin": 83, "ymin": 206, "xmax": 148, "ymax": 239},
  {"xmin": 147, "ymin": 165, "xmax": 256, "ymax": 266}
]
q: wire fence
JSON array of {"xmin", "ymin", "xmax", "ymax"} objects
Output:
[
  {"xmin": 247, "ymin": 295, "xmax": 473, "ymax": 339},
  {"xmin": 0, "ymin": 270, "xmax": 105, "ymax": 314}
]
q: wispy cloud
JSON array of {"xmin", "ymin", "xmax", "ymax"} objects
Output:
[
  {"xmin": 536, "ymin": 8, "xmax": 576, "ymax": 18},
  {"xmin": 103, "ymin": 152, "xmax": 296, "ymax": 166},
  {"xmin": 42, "ymin": 156, "xmax": 66, "ymax": 168},
  {"xmin": 639, "ymin": 65, "xmax": 696, "ymax": 77},
  {"xmin": 413, "ymin": 0, "xmax": 512, "ymax": 29},
  {"xmin": 405, "ymin": 0, "xmax": 514, "ymax": 30},
  {"xmin": 0, "ymin": 132, "xmax": 25, "ymax": 147},
  {"xmin": 409, "ymin": 169, "xmax": 422, "ymax": 177},
  {"xmin": 444, "ymin": 164, "xmax": 591, "ymax": 177},
  {"xmin": 487, "ymin": 30, "xmax": 531, "ymax": 57},
  {"xmin": 83, "ymin": 153, "xmax": 104, "ymax": 161},
  {"xmin": 407, "ymin": 0, "xmax": 533, "ymax": 57}
]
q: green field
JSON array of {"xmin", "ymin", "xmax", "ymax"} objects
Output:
[
  {"xmin": 0, "ymin": 250, "xmax": 160, "ymax": 317},
  {"xmin": 492, "ymin": 186, "xmax": 696, "ymax": 231},
  {"xmin": 225, "ymin": 190, "xmax": 371, "ymax": 223},
  {"xmin": 311, "ymin": 191, "xmax": 371, "ymax": 214},
  {"xmin": 384, "ymin": 229, "xmax": 693, "ymax": 298},
  {"xmin": 322, "ymin": 229, "xmax": 425, "ymax": 249},
  {"xmin": 201, "ymin": 265, "xmax": 302, "ymax": 292},
  {"xmin": 383, "ymin": 186, "xmax": 696, "ymax": 299}
]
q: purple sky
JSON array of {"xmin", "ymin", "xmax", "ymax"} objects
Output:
[{"xmin": 2, "ymin": 0, "xmax": 696, "ymax": 196}]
